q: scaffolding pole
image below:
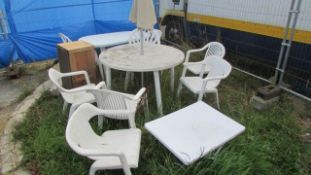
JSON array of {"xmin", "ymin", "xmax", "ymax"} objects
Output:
[{"xmin": 0, "ymin": 10, "xmax": 9, "ymax": 40}]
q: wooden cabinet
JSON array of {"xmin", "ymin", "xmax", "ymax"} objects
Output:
[{"xmin": 57, "ymin": 41, "xmax": 97, "ymax": 89}]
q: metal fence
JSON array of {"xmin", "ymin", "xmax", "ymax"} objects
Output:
[{"xmin": 183, "ymin": 0, "xmax": 311, "ymax": 101}]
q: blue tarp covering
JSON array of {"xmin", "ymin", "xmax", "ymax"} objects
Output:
[{"xmin": 0, "ymin": 0, "xmax": 157, "ymax": 68}]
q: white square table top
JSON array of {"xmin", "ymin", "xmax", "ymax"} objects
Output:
[{"xmin": 144, "ymin": 101, "xmax": 245, "ymax": 165}]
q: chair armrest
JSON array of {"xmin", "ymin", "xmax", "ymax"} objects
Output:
[
  {"xmin": 97, "ymin": 109, "xmax": 133, "ymax": 116},
  {"xmin": 133, "ymin": 87, "xmax": 146, "ymax": 101},
  {"xmin": 83, "ymin": 149, "xmax": 122, "ymax": 157},
  {"xmin": 183, "ymin": 61, "xmax": 204, "ymax": 67},
  {"xmin": 85, "ymin": 151, "xmax": 130, "ymax": 172},
  {"xmin": 60, "ymin": 71, "xmax": 91, "ymax": 84},
  {"xmin": 185, "ymin": 44, "xmax": 210, "ymax": 62},
  {"xmin": 203, "ymin": 75, "xmax": 226, "ymax": 82},
  {"xmin": 62, "ymin": 85, "xmax": 94, "ymax": 93},
  {"xmin": 95, "ymin": 81, "xmax": 107, "ymax": 89}
]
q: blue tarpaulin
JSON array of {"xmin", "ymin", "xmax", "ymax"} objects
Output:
[{"xmin": 0, "ymin": 0, "xmax": 158, "ymax": 68}]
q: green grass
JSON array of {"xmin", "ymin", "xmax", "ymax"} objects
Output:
[{"xmin": 14, "ymin": 69, "xmax": 311, "ymax": 175}]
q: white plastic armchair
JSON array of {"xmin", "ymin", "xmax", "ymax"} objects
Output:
[
  {"xmin": 48, "ymin": 68, "xmax": 106, "ymax": 114},
  {"xmin": 58, "ymin": 33, "xmax": 72, "ymax": 43},
  {"xmin": 66, "ymin": 103, "xmax": 142, "ymax": 175},
  {"xmin": 183, "ymin": 42, "xmax": 225, "ymax": 78},
  {"xmin": 87, "ymin": 88, "xmax": 146, "ymax": 129},
  {"xmin": 124, "ymin": 29, "xmax": 162, "ymax": 91},
  {"xmin": 128, "ymin": 28, "xmax": 162, "ymax": 45},
  {"xmin": 177, "ymin": 56, "xmax": 232, "ymax": 109}
]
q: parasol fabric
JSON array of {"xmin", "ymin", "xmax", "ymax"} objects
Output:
[{"xmin": 129, "ymin": 0, "xmax": 157, "ymax": 30}]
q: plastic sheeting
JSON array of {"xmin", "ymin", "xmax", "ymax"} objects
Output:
[{"xmin": 0, "ymin": 0, "xmax": 157, "ymax": 68}]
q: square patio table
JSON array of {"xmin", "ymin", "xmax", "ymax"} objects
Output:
[{"xmin": 144, "ymin": 101, "xmax": 245, "ymax": 165}]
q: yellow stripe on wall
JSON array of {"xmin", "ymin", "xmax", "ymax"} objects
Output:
[{"xmin": 187, "ymin": 13, "xmax": 311, "ymax": 44}]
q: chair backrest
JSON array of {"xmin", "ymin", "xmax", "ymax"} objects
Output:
[
  {"xmin": 48, "ymin": 68, "xmax": 67, "ymax": 92},
  {"xmin": 204, "ymin": 42, "xmax": 226, "ymax": 59},
  {"xmin": 58, "ymin": 33, "xmax": 72, "ymax": 43},
  {"xmin": 205, "ymin": 56, "xmax": 232, "ymax": 85},
  {"xmin": 87, "ymin": 88, "xmax": 137, "ymax": 120},
  {"xmin": 129, "ymin": 29, "xmax": 162, "ymax": 45},
  {"xmin": 66, "ymin": 103, "xmax": 106, "ymax": 156}
]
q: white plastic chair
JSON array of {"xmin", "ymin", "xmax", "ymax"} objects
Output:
[
  {"xmin": 48, "ymin": 68, "xmax": 106, "ymax": 115},
  {"xmin": 124, "ymin": 29, "xmax": 162, "ymax": 91},
  {"xmin": 128, "ymin": 28, "xmax": 161, "ymax": 45},
  {"xmin": 177, "ymin": 56, "xmax": 232, "ymax": 109},
  {"xmin": 58, "ymin": 33, "xmax": 72, "ymax": 43},
  {"xmin": 66, "ymin": 103, "xmax": 141, "ymax": 175},
  {"xmin": 184, "ymin": 42, "xmax": 225, "ymax": 77},
  {"xmin": 87, "ymin": 88, "xmax": 146, "ymax": 129}
]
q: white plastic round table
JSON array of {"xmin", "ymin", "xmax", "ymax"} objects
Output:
[{"xmin": 99, "ymin": 43, "xmax": 185, "ymax": 115}]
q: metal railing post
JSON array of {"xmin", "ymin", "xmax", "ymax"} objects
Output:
[
  {"xmin": 0, "ymin": 10, "xmax": 9, "ymax": 40},
  {"xmin": 274, "ymin": 0, "xmax": 302, "ymax": 86},
  {"xmin": 278, "ymin": 0, "xmax": 302, "ymax": 86}
]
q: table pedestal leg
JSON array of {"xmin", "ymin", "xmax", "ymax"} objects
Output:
[
  {"xmin": 153, "ymin": 71, "xmax": 163, "ymax": 115},
  {"xmin": 170, "ymin": 67, "xmax": 175, "ymax": 92},
  {"xmin": 105, "ymin": 67, "xmax": 111, "ymax": 89}
]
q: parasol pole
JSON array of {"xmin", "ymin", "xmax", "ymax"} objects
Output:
[{"xmin": 140, "ymin": 29, "xmax": 144, "ymax": 55}]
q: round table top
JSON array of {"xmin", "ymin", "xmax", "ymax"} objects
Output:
[
  {"xmin": 99, "ymin": 44, "xmax": 185, "ymax": 72},
  {"xmin": 79, "ymin": 31, "xmax": 131, "ymax": 48}
]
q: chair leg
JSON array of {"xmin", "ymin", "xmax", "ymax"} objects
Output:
[
  {"xmin": 144, "ymin": 96, "xmax": 150, "ymax": 120},
  {"xmin": 141, "ymin": 73, "xmax": 144, "ymax": 87},
  {"xmin": 122, "ymin": 167, "xmax": 132, "ymax": 175},
  {"xmin": 198, "ymin": 91, "xmax": 204, "ymax": 101},
  {"xmin": 170, "ymin": 68, "xmax": 175, "ymax": 93},
  {"xmin": 128, "ymin": 115, "xmax": 136, "ymax": 128},
  {"xmin": 98, "ymin": 115, "xmax": 104, "ymax": 130},
  {"xmin": 98, "ymin": 62, "xmax": 105, "ymax": 81},
  {"xmin": 119, "ymin": 155, "xmax": 132, "ymax": 175},
  {"xmin": 69, "ymin": 103, "xmax": 79, "ymax": 118},
  {"xmin": 176, "ymin": 83, "xmax": 183, "ymax": 98},
  {"xmin": 124, "ymin": 72, "xmax": 131, "ymax": 91},
  {"xmin": 89, "ymin": 167, "xmax": 96, "ymax": 175},
  {"xmin": 215, "ymin": 90, "xmax": 220, "ymax": 109},
  {"xmin": 62, "ymin": 101, "xmax": 68, "ymax": 112},
  {"xmin": 130, "ymin": 72, "xmax": 135, "ymax": 85}
]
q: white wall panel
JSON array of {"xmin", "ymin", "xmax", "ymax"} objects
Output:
[{"xmin": 187, "ymin": 0, "xmax": 311, "ymax": 31}]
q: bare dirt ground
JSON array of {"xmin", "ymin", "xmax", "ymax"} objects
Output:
[{"xmin": 0, "ymin": 61, "xmax": 54, "ymax": 169}]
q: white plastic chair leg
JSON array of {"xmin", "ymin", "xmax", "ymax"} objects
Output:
[
  {"xmin": 89, "ymin": 167, "xmax": 96, "ymax": 175},
  {"xmin": 62, "ymin": 101, "xmax": 68, "ymax": 112},
  {"xmin": 130, "ymin": 72, "xmax": 135, "ymax": 84},
  {"xmin": 176, "ymin": 83, "xmax": 182, "ymax": 98},
  {"xmin": 170, "ymin": 68, "xmax": 175, "ymax": 92},
  {"xmin": 98, "ymin": 62, "xmax": 104, "ymax": 81},
  {"xmin": 128, "ymin": 115, "xmax": 136, "ymax": 128},
  {"xmin": 119, "ymin": 155, "xmax": 132, "ymax": 175},
  {"xmin": 98, "ymin": 115, "xmax": 104, "ymax": 129},
  {"xmin": 153, "ymin": 71, "xmax": 163, "ymax": 115},
  {"xmin": 215, "ymin": 90, "xmax": 220, "ymax": 109},
  {"xmin": 69, "ymin": 103, "xmax": 80, "ymax": 118},
  {"xmin": 144, "ymin": 97, "xmax": 150, "ymax": 116},
  {"xmin": 122, "ymin": 167, "xmax": 132, "ymax": 175},
  {"xmin": 198, "ymin": 91, "xmax": 204, "ymax": 101},
  {"xmin": 141, "ymin": 73, "xmax": 144, "ymax": 87},
  {"xmin": 124, "ymin": 72, "xmax": 131, "ymax": 91}
]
